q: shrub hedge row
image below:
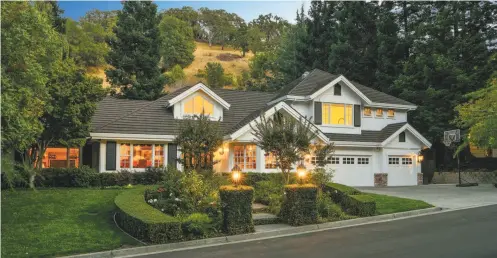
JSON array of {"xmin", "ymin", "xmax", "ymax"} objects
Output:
[
  {"xmin": 219, "ymin": 185, "xmax": 255, "ymax": 235},
  {"xmin": 280, "ymin": 184, "xmax": 318, "ymax": 226},
  {"xmin": 114, "ymin": 187, "xmax": 183, "ymax": 243},
  {"xmin": 324, "ymin": 182, "xmax": 376, "ymax": 216},
  {"xmin": 220, "ymin": 172, "xmax": 297, "ymax": 187},
  {"xmin": 1, "ymin": 167, "xmax": 166, "ymax": 189}
]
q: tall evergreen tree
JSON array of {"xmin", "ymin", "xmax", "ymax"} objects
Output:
[{"xmin": 105, "ymin": 1, "xmax": 165, "ymax": 100}]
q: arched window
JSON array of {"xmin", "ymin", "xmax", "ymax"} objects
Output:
[{"xmin": 184, "ymin": 95, "xmax": 214, "ymax": 115}]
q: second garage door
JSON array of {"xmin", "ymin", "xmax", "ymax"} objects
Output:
[
  {"xmin": 327, "ymin": 155, "xmax": 373, "ymax": 186},
  {"xmin": 387, "ymin": 156, "xmax": 417, "ymax": 186}
]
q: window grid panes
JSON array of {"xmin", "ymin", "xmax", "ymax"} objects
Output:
[
  {"xmin": 343, "ymin": 157, "xmax": 355, "ymax": 164},
  {"xmin": 358, "ymin": 157, "xmax": 369, "ymax": 165},
  {"xmin": 388, "ymin": 157, "xmax": 400, "ymax": 165},
  {"xmin": 387, "ymin": 109, "xmax": 395, "ymax": 118},
  {"xmin": 154, "ymin": 145, "xmax": 164, "ymax": 167},
  {"xmin": 133, "ymin": 144, "xmax": 152, "ymax": 168},
  {"xmin": 363, "ymin": 107, "xmax": 372, "ymax": 116},
  {"xmin": 265, "ymin": 152, "xmax": 277, "ymax": 169},
  {"xmin": 245, "ymin": 145, "xmax": 257, "ymax": 169},
  {"xmin": 322, "ymin": 103, "xmax": 353, "ymax": 126},
  {"xmin": 331, "ymin": 157, "xmax": 340, "ymax": 164},
  {"xmin": 233, "ymin": 146, "xmax": 245, "ymax": 170},
  {"xmin": 120, "ymin": 144, "xmax": 131, "ymax": 168},
  {"xmin": 402, "ymin": 157, "xmax": 413, "ymax": 165}
]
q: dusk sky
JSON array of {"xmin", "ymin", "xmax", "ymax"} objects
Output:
[{"xmin": 59, "ymin": 1, "xmax": 310, "ymax": 23}]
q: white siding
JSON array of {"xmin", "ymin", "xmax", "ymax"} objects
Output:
[{"xmin": 361, "ymin": 109, "xmax": 408, "ymax": 131}]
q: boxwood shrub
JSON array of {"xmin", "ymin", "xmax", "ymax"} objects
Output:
[
  {"xmin": 35, "ymin": 166, "xmax": 98, "ymax": 187},
  {"xmin": 114, "ymin": 187, "xmax": 182, "ymax": 243},
  {"xmin": 280, "ymin": 184, "xmax": 318, "ymax": 226},
  {"xmin": 219, "ymin": 185, "xmax": 254, "ymax": 235},
  {"xmin": 348, "ymin": 195, "xmax": 376, "ymax": 216}
]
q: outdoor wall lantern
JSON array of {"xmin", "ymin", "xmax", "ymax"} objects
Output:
[
  {"xmin": 417, "ymin": 152, "xmax": 424, "ymax": 163},
  {"xmin": 296, "ymin": 162, "xmax": 307, "ymax": 184},
  {"xmin": 231, "ymin": 164, "xmax": 241, "ymax": 186}
]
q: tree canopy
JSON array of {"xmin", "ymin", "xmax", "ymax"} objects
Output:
[{"xmin": 159, "ymin": 15, "xmax": 196, "ymax": 70}]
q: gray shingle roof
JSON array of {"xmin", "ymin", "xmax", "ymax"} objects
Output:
[
  {"xmin": 273, "ymin": 69, "xmax": 414, "ymax": 106},
  {"xmin": 325, "ymin": 122, "xmax": 407, "ymax": 143},
  {"xmin": 91, "ymin": 88, "xmax": 275, "ymax": 135}
]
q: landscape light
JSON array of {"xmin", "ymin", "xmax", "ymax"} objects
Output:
[
  {"xmin": 231, "ymin": 164, "xmax": 241, "ymax": 186},
  {"xmin": 296, "ymin": 162, "xmax": 307, "ymax": 184}
]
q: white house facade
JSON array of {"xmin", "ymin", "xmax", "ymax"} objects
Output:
[{"xmin": 58, "ymin": 69, "xmax": 431, "ymax": 186}]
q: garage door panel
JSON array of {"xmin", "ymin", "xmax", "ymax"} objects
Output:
[
  {"xmin": 388, "ymin": 156, "xmax": 416, "ymax": 186},
  {"xmin": 327, "ymin": 155, "xmax": 373, "ymax": 187}
]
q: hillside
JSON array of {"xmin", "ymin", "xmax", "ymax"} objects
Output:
[{"xmin": 87, "ymin": 41, "xmax": 253, "ymax": 92}]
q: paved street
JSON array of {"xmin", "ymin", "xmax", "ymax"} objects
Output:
[
  {"xmin": 137, "ymin": 205, "xmax": 497, "ymax": 258},
  {"xmin": 358, "ymin": 184, "xmax": 497, "ymax": 209}
]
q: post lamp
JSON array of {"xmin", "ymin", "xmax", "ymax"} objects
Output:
[
  {"xmin": 296, "ymin": 162, "xmax": 307, "ymax": 184},
  {"xmin": 231, "ymin": 164, "xmax": 241, "ymax": 186}
]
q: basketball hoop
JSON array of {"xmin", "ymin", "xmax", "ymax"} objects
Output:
[{"xmin": 443, "ymin": 129, "xmax": 460, "ymax": 148}]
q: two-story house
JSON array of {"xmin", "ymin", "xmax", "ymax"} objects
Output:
[{"xmin": 41, "ymin": 69, "xmax": 431, "ymax": 186}]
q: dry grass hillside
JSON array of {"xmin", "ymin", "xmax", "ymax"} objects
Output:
[{"xmin": 87, "ymin": 41, "xmax": 253, "ymax": 92}]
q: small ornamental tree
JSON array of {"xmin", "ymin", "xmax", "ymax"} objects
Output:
[
  {"xmin": 174, "ymin": 113, "xmax": 223, "ymax": 171},
  {"xmin": 205, "ymin": 62, "xmax": 225, "ymax": 88},
  {"xmin": 251, "ymin": 111, "xmax": 318, "ymax": 184}
]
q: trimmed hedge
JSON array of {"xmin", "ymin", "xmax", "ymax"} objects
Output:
[
  {"xmin": 114, "ymin": 187, "xmax": 182, "ymax": 243},
  {"xmin": 220, "ymin": 172, "xmax": 297, "ymax": 187},
  {"xmin": 219, "ymin": 185, "xmax": 255, "ymax": 235},
  {"xmin": 280, "ymin": 184, "xmax": 318, "ymax": 226},
  {"xmin": 348, "ymin": 195, "xmax": 376, "ymax": 216},
  {"xmin": 324, "ymin": 182, "xmax": 376, "ymax": 216}
]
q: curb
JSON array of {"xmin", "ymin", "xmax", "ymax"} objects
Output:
[{"xmin": 63, "ymin": 206, "xmax": 449, "ymax": 258}]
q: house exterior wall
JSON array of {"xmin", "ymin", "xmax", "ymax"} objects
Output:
[
  {"xmin": 173, "ymin": 91, "xmax": 224, "ymax": 121},
  {"xmin": 361, "ymin": 109, "xmax": 408, "ymax": 131}
]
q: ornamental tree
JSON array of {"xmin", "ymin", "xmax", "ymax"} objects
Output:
[
  {"xmin": 174, "ymin": 113, "xmax": 223, "ymax": 171},
  {"xmin": 251, "ymin": 111, "xmax": 319, "ymax": 184}
]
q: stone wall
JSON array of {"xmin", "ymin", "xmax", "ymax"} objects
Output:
[
  {"xmin": 417, "ymin": 173, "xmax": 423, "ymax": 185},
  {"xmin": 374, "ymin": 173, "xmax": 388, "ymax": 187},
  {"xmin": 431, "ymin": 171, "xmax": 497, "ymax": 184}
]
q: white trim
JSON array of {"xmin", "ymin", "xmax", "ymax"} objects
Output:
[
  {"xmin": 332, "ymin": 141, "xmax": 381, "ymax": 147},
  {"xmin": 368, "ymin": 102, "xmax": 417, "ymax": 110},
  {"xmin": 167, "ymin": 83, "xmax": 230, "ymax": 109},
  {"xmin": 310, "ymin": 75, "xmax": 372, "ymax": 104},
  {"xmin": 266, "ymin": 95, "xmax": 308, "ymax": 106},
  {"xmin": 90, "ymin": 133, "xmax": 176, "ymax": 141},
  {"xmin": 381, "ymin": 124, "xmax": 432, "ymax": 148},
  {"xmin": 229, "ymin": 102, "xmax": 330, "ymax": 144}
]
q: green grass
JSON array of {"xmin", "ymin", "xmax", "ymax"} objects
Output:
[
  {"xmin": 367, "ymin": 193, "xmax": 433, "ymax": 215},
  {"xmin": 1, "ymin": 188, "xmax": 140, "ymax": 258}
]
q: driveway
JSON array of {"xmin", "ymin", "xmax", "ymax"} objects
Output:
[{"xmin": 357, "ymin": 184, "xmax": 497, "ymax": 209}]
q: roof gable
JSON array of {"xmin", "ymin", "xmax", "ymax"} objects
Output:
[{"xmin": 166, "ymin": 83, "xmax": 231, "ymax": 109}]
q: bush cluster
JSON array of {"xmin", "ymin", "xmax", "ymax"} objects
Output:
[
  {"xmin": 280, "ymin": 184, "xmax": 318, "ymax": 226},
  {"xmin": 316, "ymin": 191, "xmax": 346, "ymax": 220},
  {"xmin": 324, "ymin": 183, "xmax": 376, "ymax": 216},
  {"xmin": 1, "ymin": 167, "xmax": 167, "ymax": 189},
  {"xmin": 219, "ymin": 185, "xmax": 255, "ymax": 235}
]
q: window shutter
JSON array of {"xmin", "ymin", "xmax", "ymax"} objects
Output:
[
  {"xmin": 168, "ymin": 144, "xmax": 178, "ymax": 169},
  {"xmin": 105, "ymin": 142, "xmax": 116, "ymax": 171},
  {"xmin": 354, "ymin": 105, "xmax": 361, "ymax": 127},
  {"xmin": 91, "ymin": 142, "xmax": 100, "ymax": 170},
  {"xmin": 314, "ymin": 102, "xmax": 322, "ymax": 125}
]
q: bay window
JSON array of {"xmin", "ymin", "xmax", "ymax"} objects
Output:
[
  {"xmin": 233, "ymin": 144, "xmax": 257, "ymax": 170},
  {"xmin": 40, "ymin": 147, "xmax": 80, "ymax": 168},
  {"xmin": 133, "ymin": 144, "xmax": 152, "ymax": 168},
  {"xmin": 184, "ymin": 95, "xmax": 214, "ymax": 115},
  {"xmin": 322, "ymin": 103, "xmax": 353, "ymax": 126}
]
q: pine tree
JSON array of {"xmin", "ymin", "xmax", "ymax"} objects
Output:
[{"xmin": 105, "ymin": 1, "xmax": 165, "ymax": 100}]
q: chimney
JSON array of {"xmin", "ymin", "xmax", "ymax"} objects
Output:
[{"xmin": 302, "ymin": 71, "xmax": 310, "ymax": 78}]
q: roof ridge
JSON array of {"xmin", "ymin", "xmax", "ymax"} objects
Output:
[{"xmin": 288, "ymin": 69, "xmax": 318, "ymax": 95}]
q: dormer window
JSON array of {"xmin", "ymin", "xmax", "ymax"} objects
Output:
[
  {"xmin": 334, "ymin": 85, "xmax": 341, "ymax": 96},
  {"xmin": 387, "ymin": 109, "xmax": 395, "ymax": 118},
  {"xmin": 184, "ymin": 95, "xmax": 214, "ymax": 115},
  {"xmin": 376, "ymin": 108, "xmax": 383, "ymax": 117},
  {"xmin": 363, "ymin": 107, "xmax": 372, "ymax": 116}
]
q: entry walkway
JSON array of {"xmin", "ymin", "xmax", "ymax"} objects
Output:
[{"xmin": 357, "ymin": 184, "xmax": 497, "ymax": 209}]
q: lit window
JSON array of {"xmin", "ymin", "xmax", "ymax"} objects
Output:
[
  {"xmin": 363, "ymin": 107, "xmax": 372, "ymax": 116},
  {"xmin": 154, "ymin": 145, "xmax": 164, "ymax": 167},
  {"xmin": 41, "ymin": 147, "xmax": 80, "ymax": 168},
  {"xmin": 376, "ymin": 108, "xmax": 383, "ymax": 117},
  {"xmin": 358, "ymin": 157, "xmax": 369, "ymax": 164},
  {"xmin": 133, "ymin": 144, "xmax": 152, "ymax": 168},
  {"xmin": 388, "ymin": 157, "xmax": 399, "ymax": 165},
  {"xmin": 343, "ymin": 157, "xmax": 355, "ymax": 164},
  {"xmin": 322, "ymin": 103, "xmax": 353, "ymax": 125},
  {"xmin": 184, "ymin": 95, "xmax": 213, "ymax": 115},
  {"xmin": 233, "ymin": 145, "xmax": 257, "ymax": 170},
  {"xmin": 387, "ymin": 109, "xmax": 395, "ymax": 118},
  {"xmin": 402, "ymin": 157, "xmax": 413, "ymax": 165},
  {"xmin": 265, "ymin": 152, "xmax": 277, "ymax": 169},
  {"xmin": 120, "ymin": 144, "xmax": 131, "ymax": 168}
]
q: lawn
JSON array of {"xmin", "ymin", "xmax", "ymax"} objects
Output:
[
  {"xmin": 367, "ymin": 193, "xmax": 434, "ymax": 215},
  {"xmin": 1, "ymin": 188, "xmax": 140, "ymax": 258}
]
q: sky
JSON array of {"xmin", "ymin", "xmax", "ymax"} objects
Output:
[{"xmin": 59, "ymin": 1, "xmax": 310, "ymax": 23}]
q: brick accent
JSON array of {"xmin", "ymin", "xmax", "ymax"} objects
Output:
[
  {"xmin": 374, "ymin": 173, "xmax": 388, "ymax": 187},
  {"xmin": 417, "ymin": 173, "xmax": 423, "ymax": 185}
]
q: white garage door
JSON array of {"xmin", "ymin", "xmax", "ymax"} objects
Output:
[
  {"xmin": 327, "ymin": 156, "xmax": 373, "ymax": 186},
  {"xmin": 387, "ymin": 156, "xmax": 417, "ymax": 186}
]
